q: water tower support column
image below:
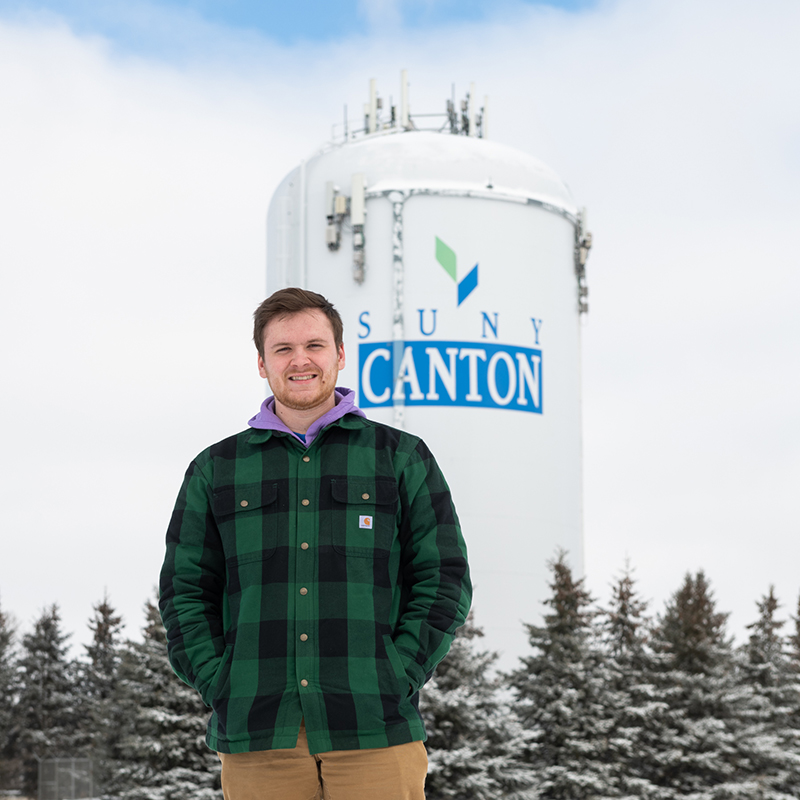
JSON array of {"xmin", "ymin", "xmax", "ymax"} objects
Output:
[{"xmin": 389, "ymin": 190, "xmax": 408, "ymax": 429}]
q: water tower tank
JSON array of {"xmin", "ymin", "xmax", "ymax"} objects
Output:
[{"xmin": 266, "ymin": 74, "xmax": 592, "ymax": 667}]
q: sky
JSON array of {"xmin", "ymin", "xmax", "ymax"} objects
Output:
[{"xmin": 1, "ymin": 0, "xmax": 799, "ymax": 662}]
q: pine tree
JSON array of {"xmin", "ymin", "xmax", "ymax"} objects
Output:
[
  {"xmin": 647, "ymin": 571, "xmax": 740, "ymax": 799},
  {"xmin": 83, "ymin": 592, "xmax": 124, "ymax": 705},
  {"xmin": 0, "ymin": 597, "xmax": 16, "ymax": 724},
  {"xmin": 789, "ymin": 591, "xmax": 800, "ymax": 666},
  {"xmin": 598, "ymin": 566, "xmax": 675, "ymax": 799},
  {"xmin": 509, "ymin": 551, "xmax": 617, "ymax": 799},
  {"xmin": 15, "ymin": 604, "xmax": 80, "ymax": 798},
  {"xmin": 730, "ymin": 587, "xmax": 800, "ymax": 798},
  {"xmin": 0, "ymin": 595, "xmax": 21, "ymax": 792},
  {"xmin": 76, "ymin": 592, "xmax": 125, "ymax": 786},
  {"xmin": 657, "ymin": 571, "xmax": 730, "ymax": 675},
  {"xmin": 104, "ymin": 596, "xmax": 222, "ymax": 800},
  {"xmin": 421, "ymin": 611, "xmax": 536, "ymax": 800},
  {"xmin": 605, "ymin": 566, "xmax": 650, "ymax": 663}
]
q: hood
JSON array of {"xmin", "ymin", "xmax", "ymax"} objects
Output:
[{"xmin": 247, "ymin": 386, "xmax": 366, "ymax": 447}]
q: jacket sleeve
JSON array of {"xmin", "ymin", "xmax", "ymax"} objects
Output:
[
  {"xmin": 158, "ymin": 459, "xmax": 227, "ymax": 706},
  {"xmin": 393, "ymin": 439, "xmax": 472, "ymax": 693}
]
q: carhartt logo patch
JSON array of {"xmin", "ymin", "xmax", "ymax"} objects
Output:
[{"xmin": 359, "ymin": 515, "xmax": 373, "ymax": 529}]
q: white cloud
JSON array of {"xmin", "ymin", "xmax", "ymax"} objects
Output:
[{"xmin": 0, "ymin": 0, "xmax": 798, "ymax": 654}]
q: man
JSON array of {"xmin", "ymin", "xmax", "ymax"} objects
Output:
[{"xmin": 159, "ymin": 288, "xmax": 471, "ymax": 800}]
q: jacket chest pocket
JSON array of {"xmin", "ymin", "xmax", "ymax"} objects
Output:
[
  {"xmin": 325, "ymin": 478, "xmax": 398, "ymax": 558},
  {"xmin": 212, "ymin": 482, "xmax": 279, "ymax": 562}
]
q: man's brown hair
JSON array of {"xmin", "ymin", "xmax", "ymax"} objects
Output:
[{"xmin": 253, "ymin": 288, "xmax": 344, "ymax": 357}]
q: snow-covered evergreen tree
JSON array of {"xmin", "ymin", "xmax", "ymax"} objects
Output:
[
  {"xmin": 509, "ymin": 551, "xmax": 618, "ymax": 799},
  {"xmin": 647, "ymin": 571, "xmax": 741, "ymax": 799},
  {"xmin": 75, "ymin": 592, "xmax": 125, "ymax": 786},
  {"xmin": 83, "ymin": 592, "xmax": 124, "ymax": 707},
  {"xmin": 421, "ymin": 611, "xmax": 536, "ymax": 800},
  {"xmin": 729, "ymin": 587, "xmax": 800, "ymax": 798},
  {"xmin": 598, "ymin": 566, "xmax": 676, "ymax": 799},
  {"xmin": 0, "ymin": 595, "xmax": 21, "ymax": 792},
  {"xmin": 790, "ymin": 591, "xmax": 800, "ymax": 666},
  {"xmin": 103, "ymin": 596, "xmax": 221, "ymax": 800},
  {"xmin": 604, "ymin": 566, "xmax": 649, "ymax": 661},
  {"xmin": 15, "ymin": 604, "xmax": 80, "ymax": 798}
]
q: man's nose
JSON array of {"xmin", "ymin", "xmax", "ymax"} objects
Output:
[{"xmin": 290, "ymin": 350, "xmax": 311, "ymax": 367}]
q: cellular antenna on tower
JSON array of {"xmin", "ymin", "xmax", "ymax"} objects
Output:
[{"xmin": 337, "ymin": 71, "xmax": 489, "ymax": 141}]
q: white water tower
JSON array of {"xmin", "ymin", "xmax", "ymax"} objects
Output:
[{"xmin": 266, "ymin": 72, "xmax": 592, "ymax": 666}]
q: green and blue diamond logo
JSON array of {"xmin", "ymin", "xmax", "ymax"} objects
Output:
[{"xmin": 435, "ymin": 237, "xmax": 478, "ymax": 306}]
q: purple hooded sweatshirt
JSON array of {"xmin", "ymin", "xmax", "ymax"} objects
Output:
[{"xmin": 247, "ymin": 386, "xmax": 367, "ymax": 448}]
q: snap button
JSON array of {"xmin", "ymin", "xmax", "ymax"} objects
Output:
[
  {"xmin": 362, "ymin": 492, "xmax": 370, "ymax": 500},
  {"xmin": 300, "ymin": 679, "xmax": 308, "ymax": 687},
  {"xmin": 300, "ymin": 634, "xmax": 308, "ymax": 642},
  {"xmin": 300, "ymin": 587, "xmax": 308, "ymax": 596},
  {"xmin": 303, "ymin": 456, "xmax": 310, "ymax": 463},
  {"xmin": 239, "ymin": 500, "xmax": 249, "ymax": 507},
  {"xmin": 300, "ymin": 542, "xmax": 309, "ymax": 550},
  {"xmin": 302, "ymin": 498, "xmax": 310, "ymax": 506}
]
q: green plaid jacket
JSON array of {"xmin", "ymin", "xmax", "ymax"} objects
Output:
[{"xmin": 159, "ymin": 414, "xmax": 471, "ymax": 755}]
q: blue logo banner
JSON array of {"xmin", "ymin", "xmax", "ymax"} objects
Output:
[{"xmin": 359, "ymin": 340, "xmax": 543, "ymax": 414}]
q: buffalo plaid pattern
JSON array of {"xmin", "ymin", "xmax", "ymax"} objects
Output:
[{"xmin": 159, "ymin": 415, "xmax": 471, "ymax": 755}]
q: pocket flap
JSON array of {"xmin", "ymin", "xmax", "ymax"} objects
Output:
[
  {"xmin": 331, "ymin": 478, "xmax": 398, "ymax": 505},
  {"xmin": 213, "ymin": 482, "xmax": 278, "ymax": 518}
]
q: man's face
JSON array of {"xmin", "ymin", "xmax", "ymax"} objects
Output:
[{"xmin": 257, "ymin": 309, "xmax": 345, "ymax": 415}]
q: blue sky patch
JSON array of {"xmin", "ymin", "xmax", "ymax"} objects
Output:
[{"xmin": 0, "ymin": 0, "xmax": 597, "ymax": 52}]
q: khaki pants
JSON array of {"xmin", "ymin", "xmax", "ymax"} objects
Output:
[{"xmin": 218, "ymin": 723, "xmax": 428, "ymax": 800}]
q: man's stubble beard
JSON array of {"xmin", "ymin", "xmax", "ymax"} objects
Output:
[{"xmin": 271, "ymin": 375, "xmax": 336, "ymax": 412}]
